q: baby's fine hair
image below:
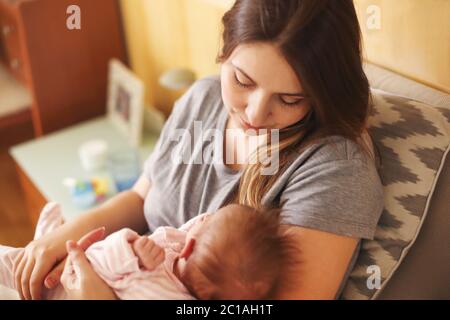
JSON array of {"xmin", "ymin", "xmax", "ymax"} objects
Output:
[{"xmin": 181, "ymin": 204, "xmax": 299, "ymax": 300}]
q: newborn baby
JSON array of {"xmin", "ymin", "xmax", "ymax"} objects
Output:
[{"xmin": 0, "ymin": 202, "xmax": 294, "ymax": 300}]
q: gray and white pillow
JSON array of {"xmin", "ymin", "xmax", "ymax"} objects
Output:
[{"xmin": 341, "ymin": 88, "xmax": 450, "ymax": 300}]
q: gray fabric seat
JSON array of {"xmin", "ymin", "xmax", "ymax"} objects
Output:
[
  {"xmin": 376, "ymin": 153, "xmax": 450, "ymax": 299},
  {"xmin": 364, "ymin": 63, "xmax": 450, "ymax": 299}
]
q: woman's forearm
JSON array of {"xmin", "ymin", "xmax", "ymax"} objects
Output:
[
  {"xmin": 46, "ymin": 190, "xmax": 148, "ymax": 251},
  {"xmin": 83, "ymin": 190, "xmax": 148, "ymax": 235}
]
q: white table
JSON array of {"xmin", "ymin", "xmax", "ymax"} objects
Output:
[{"xmin": 10, "ymin": 116, "xmax": 159, "ymax": 221}]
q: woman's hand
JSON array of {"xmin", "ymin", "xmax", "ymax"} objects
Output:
[
  {"xmin": 43, "ymin": 228, "xmax": 106, "ymax": 290},
  {"xmin": 12, "ymin": 237, "xmax": 61, "ymax": 300},
  {"xmin": 13, "ymin": 227, "xmax": 106, "ymax": 300},
  {"xmin": 60, "ymin": 241, "xmax": 117, "ymax": 300}
]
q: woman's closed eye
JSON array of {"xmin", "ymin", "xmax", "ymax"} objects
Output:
[
  {"xmin": 233, "ymin": 72, "xmax": 253, "ymax": 88},
  {"xmin": 279, "ymin": 96, "xmax": 303, "ymax": 107},
  {"xmin": 234, "ymin": 72, "xmax": 304, "ymax": 107}
]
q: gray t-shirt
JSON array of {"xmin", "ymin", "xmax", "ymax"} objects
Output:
[{"xmin": 143, "ymin": 75, "xmax": 384, "ymax": 298}]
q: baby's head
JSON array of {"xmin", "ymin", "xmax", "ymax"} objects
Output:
[{"xmin": 178, "ymin": 204, "xmax": 295, "ymax": 300}]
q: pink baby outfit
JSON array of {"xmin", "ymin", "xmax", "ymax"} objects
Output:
[{"xmin": 0, "ymin": 202, "xmax": 200, "ymax": 300}]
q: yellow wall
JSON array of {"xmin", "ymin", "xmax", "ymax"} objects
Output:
[
  {"xmin": 354, "ymin": 0, "xmax": 450, "ymax": 93},
  {"xmin": 119, "ymin": 0, "xmax": 233, "ymax": 116},
  {"xmin": 120, "ymin": 0, "xmax": 449, "ymax": 116}
]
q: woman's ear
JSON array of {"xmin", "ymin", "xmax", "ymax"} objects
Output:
[{"xmin": 180, "ymin": 238, "xmax": 196, "ymax": 259}]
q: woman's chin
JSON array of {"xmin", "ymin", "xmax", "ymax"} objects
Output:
[{"xmin": 243, "ymin": 128, "xmax": 260, "ymax": 136}]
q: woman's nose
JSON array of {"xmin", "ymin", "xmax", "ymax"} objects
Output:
[{"xmin": 245, "ymin": 91, "xmax": 272, "ymax": 127}]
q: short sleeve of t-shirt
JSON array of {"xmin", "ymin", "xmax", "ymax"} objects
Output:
[
  {"xmin": 143, "ymin": 80, "xmax": 203, "ymax": 184},
  {"xmin": 277, "ymin": 138, "xmax": 384, "ymax": 240},
  {"xmin": 143, "ymin": 105, "xmax": 180, "ymax": 183}
]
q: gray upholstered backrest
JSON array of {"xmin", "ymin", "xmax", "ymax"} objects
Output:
[
  {"xmin": 376, "ymin": 153, "xmax": 450, "ymax": 299},
  {"xmin": 363, "ymin": 63, "xmax": 449, "ymax": 299}
]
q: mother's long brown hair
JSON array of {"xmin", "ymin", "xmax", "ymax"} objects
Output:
[{"xmin": 216, "ymin": 0, "xmax": 372, "ymax": 208}]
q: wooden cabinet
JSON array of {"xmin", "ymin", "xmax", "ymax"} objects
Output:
[
  {"xmin": 0, "ymin": 1, "xmax": 27, "ymax": 84},
  {"xmin": 0, "ymin": 0, "xmax": 127, "ymax": 136}
]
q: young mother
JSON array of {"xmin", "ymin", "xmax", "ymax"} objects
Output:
[{"xmin": 13, "ymin": 0, "xmax": 383, "ymax": 300}]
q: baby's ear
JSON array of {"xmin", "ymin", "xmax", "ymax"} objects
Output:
[{"xmin": 180, "ymin": 238, "xmax": 196, "ymax": 259}]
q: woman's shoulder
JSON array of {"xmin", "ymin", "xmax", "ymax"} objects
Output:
[
  {"xmin": 181, "ymin": 75, "xmax": 222, "ymax": 108},
  {"xmin": 169, "ymin": 75, "xmax": 223, "ymax": 126},
  {"xmin": 192, "ymin": 74, "xmax": 221, "ymax": 92},
  {"xmin": 299, "ymin": 135, "xmax": 371, "ymax": 164},
  {"xmin": 278, "ymin": 134, "xmax": 384, "ymax": 240},
  {"xmin": 284, "ymin": 134, "xmax": 384, "ymax": 204}
]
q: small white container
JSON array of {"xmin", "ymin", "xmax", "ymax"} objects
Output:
[{"xmin": 78, "ymin": 139, "xmax": 109, "ymax": 171}]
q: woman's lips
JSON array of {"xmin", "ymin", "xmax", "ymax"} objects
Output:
[{"xmin": 239, "ymin": 117, "xmax": 265, "ymax": 131}]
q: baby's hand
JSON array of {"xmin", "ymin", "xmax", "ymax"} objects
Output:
[{"xmin": 132, "ymin": 236, "xmax": 165, "ymax": 271}]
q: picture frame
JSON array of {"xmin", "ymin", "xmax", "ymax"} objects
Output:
[{"xmin": 107, "ymin": 58, "xmax": 145, "ymax": 147}]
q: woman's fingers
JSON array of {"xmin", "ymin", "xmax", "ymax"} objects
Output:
[
  {"xmin": 44, "ymin": 258, "xmax": 66, "ymax": 289},
  {"xmin": 60, "ymin": 240, "xmax": 91, "ymax": 291},
  {"xmin": 12, "ymin": 250, "xmax": 24, "ymax": 278},
  {"xmin": 60, "ymin": 247, "xmax": 76, "ymax": 291},
  {"xmin": 61, "ymin": 240, "xmax": 117, "ymax": 300},
  {"xmin": 14, "ymin": 254, "xmax": 27, "ymax": 299},
  {"xmin": 29, "ymin": 257, "xmax": 56, "ymax": 300},
  {"xmin": 45, "ymin": 227, "xmax": 105, "ymax": 289},
  {"xmin": 20, "ymin": 258, "xmax": 36, "ymax": 300},
  {"xmin": 67, "ymin": 241, "xmax": 91, "ymax": 273},
  {"xmin": 77, "ymin": 227, "xmax": 106, "ymax": 249}
]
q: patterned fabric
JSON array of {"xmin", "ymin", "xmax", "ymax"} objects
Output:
[{"xmin": 341, "ymin": 89, "xmax": 450, "ymax": 300}]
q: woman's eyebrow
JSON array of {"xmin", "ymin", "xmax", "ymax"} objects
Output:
[{"xmin": 231, "ymin": 62, "xmax": 305, "ymax": 97}]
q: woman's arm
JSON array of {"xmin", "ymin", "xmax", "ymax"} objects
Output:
[
  {"xmin": 49, "ymin": 191, "xmax": 146, "ymax": 244},
  {"xmin": 47, "ymin": 173, "xmax": 151, "ymax": 252},
  {"xmin": 274, "ymin": 225, "xmax": 359, "ymax": 300}
]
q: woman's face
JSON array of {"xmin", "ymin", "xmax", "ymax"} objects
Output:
[{"xmin": 220, "ymin": 42, "xmax": 311, "ymax": 135}]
